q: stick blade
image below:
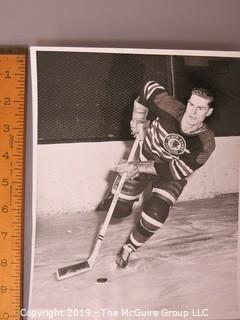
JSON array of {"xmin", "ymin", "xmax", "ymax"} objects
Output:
[{"xmin": 56, "ymin": 260, "xmax": 91, "ymax": 280}]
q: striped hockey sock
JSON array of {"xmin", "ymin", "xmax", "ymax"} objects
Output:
[{"xmin": 125, "ymin": 210, "xmax": 163, "ymax": 251}]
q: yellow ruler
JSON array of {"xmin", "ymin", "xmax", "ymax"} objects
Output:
[{"xmin": 0, "ymin": 49, "xmax": 27, "ymax": 320}]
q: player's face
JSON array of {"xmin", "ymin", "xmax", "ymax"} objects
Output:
[{"xmin": 184, "ymin": 94, "xmax": 213, "ymax": 126}]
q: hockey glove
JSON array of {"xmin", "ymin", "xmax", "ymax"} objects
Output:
[
  {"xmin": 115, "ymin": 160, "xmax": 140, "ymax": 180},
  {"xmin": 131, "ymin": 98, "xmax": 148, "ymax": 138}
]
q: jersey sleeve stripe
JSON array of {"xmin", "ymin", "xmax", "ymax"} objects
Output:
[
  {"xmin": 144, "ymin": 81, "xmax": 166, "ymax": 100},
  {"xmin": 146, "ymin": 137, "xmax": 166, "ymax": 159},
  {"xmin": 173, "ymin": 160, "xmax": 189, "ymax": 177},
  {"xmin": 143, "ymin": 81, "xmax": 156, "ymax": 96},
  {"xmin": 147, "ymin": 82, "xmax": 165, "ymax": 92},
  {"xmin": 157, "ymin": 121, "xmax": 169, "ymax": 137},
  {"xmin": 145, "ymin": 134, "xmax": 172, "ymax": 160},
  {"xmin": 151, "ymin": 120, "xmax": 166, "ymax": 144},
  {"xmin": 175, "ymin": 159, "xmax": 193, "ymax": 176},
  {"xmin": 147, "ymin": 86, "xmax": 166, "ymax": 100},
  {"xmin": 170, "ymin": 161, "xmax": 182, "ymax": 180}
]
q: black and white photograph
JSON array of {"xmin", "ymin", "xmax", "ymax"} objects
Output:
[{"xmin": 30, "ymin": 47, "xmax": 240, "ymax": 320}]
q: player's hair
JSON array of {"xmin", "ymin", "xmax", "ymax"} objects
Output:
[{"xmin": 191, "ymin": 87, "xmax": 214, "ymax": 107}]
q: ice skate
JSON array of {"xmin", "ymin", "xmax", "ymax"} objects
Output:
[{"xmin": 116, "ymin": 244, "xmax": 134, "ymax": 268}]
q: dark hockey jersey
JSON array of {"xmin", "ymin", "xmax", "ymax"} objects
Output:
[{"xmin": 139, "ymin": 82, "xmax": 215, "ymax": 181}]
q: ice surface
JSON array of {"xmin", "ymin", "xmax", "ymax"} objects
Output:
[{"xmin": 31, "ymin": 194, "xmax": 239, "ymax": 320}]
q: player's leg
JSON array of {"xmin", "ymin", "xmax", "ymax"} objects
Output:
[
  {"xmin": 116, "ymin": 178, "xmax": 187, "ymax": 267},
  {"xmin": 116, "ymin": 196, "xmax": 169, "ymax": 267},
  {"xmin": 103, "ymin": 174, "xmax": 149, "ymax": 218}
]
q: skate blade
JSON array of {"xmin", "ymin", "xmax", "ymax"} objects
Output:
[{"xmin": 56, "ymin": 260, "xmax": 91, "ymax": 280}]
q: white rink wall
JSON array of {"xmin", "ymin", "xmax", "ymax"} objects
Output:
[{"xmin": 36, "ymin": 136, "xmax": 240, "ymax": 215}]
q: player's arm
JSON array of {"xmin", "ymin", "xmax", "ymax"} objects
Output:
[
  {"xmin": 138, "ymin": 81, "xmax": 173, "ymax": 115},
  {"xmin": 131, "ymin": 81, "xmax": 169, "ymax": 137}
]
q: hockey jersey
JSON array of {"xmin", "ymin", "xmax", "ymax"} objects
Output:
[{"xmin": 139, "ymin": 82, "xmax": 215, "ymax": 181}]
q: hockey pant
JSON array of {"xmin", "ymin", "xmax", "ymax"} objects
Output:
[{"xmin": 104, "ymin": 174, "xmax": 186, "ymax": 214}]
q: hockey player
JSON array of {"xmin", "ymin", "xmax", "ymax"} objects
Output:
[{"xmin": 103, "ymin": 81, "xmax": 215, "ymax": 268}]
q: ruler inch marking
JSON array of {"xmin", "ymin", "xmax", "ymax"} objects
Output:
[{"xmin": 0, "ymin": 50, "xmax": 26, "ymax": 318}]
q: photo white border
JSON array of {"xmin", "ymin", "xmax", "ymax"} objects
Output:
[{"xmin": 29, "ymin": 46, "xmax": 240, "ymax": 311}]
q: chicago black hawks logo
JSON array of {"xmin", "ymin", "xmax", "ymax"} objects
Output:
[{"xmin": 163, "ymin": 133, "xmax": 186, "ymax": 155}]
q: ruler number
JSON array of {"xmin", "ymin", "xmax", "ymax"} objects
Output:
[
  {"xmin": 2, "ymin": 124, "xmax": 10, "ymax": 132},
  {"xmin": 0, "ymin": 232, "xmax": 7, "ymax": 239},
  {"xmin": 0, "ymin": 312, "xmax": 10, "ymax": 320},
  {"xmin": 4, "ymin": 70, "xmax": 11, "ymax": 78},
  {"xmin": 0, "ymin": 285, "xmax": 7, "ymax": 294},
  {"xmin": 0, "ymin": 232, "xmax": 7, "ymax": 240},
  {"xmin": 2, "ymin": 152, "xmax": 9, "ymax": 160},
  {"xmin": 3, "ymin": 97, "xmax": 11, "ymax": 106},
  {"xmin": 1, "ymin": 179, "xmax": 9, "ymax": 186},
  {"xmin": 0, "ymin": 259, "xmax": 8, "ymax": 267},
  {"xmin": 1, "ymin": 206, "xmax": 8, "ymax": 214}
]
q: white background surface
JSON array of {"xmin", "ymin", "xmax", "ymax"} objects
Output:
[{"xmin": 37, "ymin": 137, "xmax": 240, "ymax": 215}]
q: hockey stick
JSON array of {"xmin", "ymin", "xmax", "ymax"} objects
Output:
[{"xmin": 56, "ymin": 136, "xmax": 140, "ymax": 280}]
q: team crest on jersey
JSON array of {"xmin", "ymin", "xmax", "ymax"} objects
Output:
[{"xmin": 163, "ymin": 133, "xmax": 186, "ymax": 155}]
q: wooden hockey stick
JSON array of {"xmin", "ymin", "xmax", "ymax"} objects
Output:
[{"xmin": 56, "ymin": 136, "xmax": 140, "ymax": 280}]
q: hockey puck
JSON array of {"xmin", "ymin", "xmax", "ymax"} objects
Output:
[{"xmin": 96, "ymin": 277, "xmax": 108, "ymax": 283}]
